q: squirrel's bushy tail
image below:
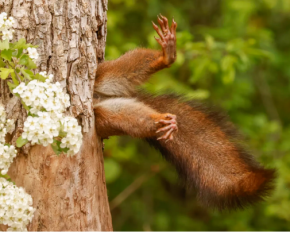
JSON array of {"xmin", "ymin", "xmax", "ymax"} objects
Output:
[{"xmin": 138, "ymin": 93, "xmax": 275, "ymax": 210}]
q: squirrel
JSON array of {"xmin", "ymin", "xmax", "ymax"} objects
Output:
[{"xmin": 93, "ymin": 15, "xmax": 275, "ymax": 210}]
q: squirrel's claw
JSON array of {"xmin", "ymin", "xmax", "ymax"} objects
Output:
[
  {"xmin": 157, "ymin": 128, "xmax": 174, "ymax": 141},
  {"xmin": 152, "ymin": 14, "xmax": 177, "ymax": 66},
  {"xmin": 156, "ymin": 114, "xmax": 178, "ymax": 141}
]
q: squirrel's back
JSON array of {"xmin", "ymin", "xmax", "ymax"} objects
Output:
[{"xmin": 138, "ymin": 93, "xmax": 275, "ymax": 210}]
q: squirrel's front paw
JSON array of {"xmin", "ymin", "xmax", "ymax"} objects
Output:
[
  {"xmin": 152, "ymin": 14, "xmax": 177, "ymax": 66},
  {"xmin": 155, "ymin": 114, "xmax": 178, "ymax": 142}
]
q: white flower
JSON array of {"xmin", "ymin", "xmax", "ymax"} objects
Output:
[
  {"xmin": 13, "ymin": 82, "xmax": 26, "ymax": 95},
  {"xmin": 45, "ymin": 124, "xmax": 59, "ymax": 138},
  {"xmin": 45, "ymin": 83, "xmax": 58, "ymax": 93},
  {"xmin": 0, "ymin": 130, "xmax": 6, "ymax": 143},
  {"xmin": 62, "ymin": 94, "xmax": 70, "ymax": 108},
  {"xmin": 60, "ymin": 137, "xmax": 70, "ymax": 148},
  {"xmin": 39, "ymin": 71, "xmax": 54, "ymax": 83},
  {"xmin": 0, "ymin": 178, "xmax": 35, "ymax": 231},
  {"xmin": 0, "ymin": 13, "xmax": 15, "ymax": 41},
  {"xmin": 40, "ymin": 97, "xmax": 53, "ymax": 111},
  {"xmin": 24, "ymin": 116, "xmax": 37, "ymax": 131},
  {"xmin": 59, "ymin": 117, "xmax": 82, "ymax": 155},
  {"xmin": 6, "ymin": 17, "xmax": 15, "ymax": 27},
  {"xmin": 39, "ymin": 71, "xmax": 47, "ymax": 76},
  {"xmin": 0, "ymin": 144, "xmax": 17, "ymax": 175},
  {"xmin": 27, "ymin": 47, "xmax": 39, "ymax": 61},
  {"xmin": 39, "ymin": 136, "xmax": 53, "ymax": 147},
  {"xmin": 21, "ymin": 92, "xmax": 34, "ymax": 106},
  {"xmin": 22, "ymin": 112, "xmax": 61, "ymax": 147},
  {"xmin": 6, "ymin": 119, "xmax": 15, "ymax": 134},
  {"xmin": 48, "ymin": 74, "xmax": 54, "ymax": 82},
  {"xmin": 29, "ymin": 106, "xmax": 41, "ymax": 114},
  {"xmin": 0, "ymin": 104, "xmax": 15, "ymax": 142},
  {"xmin": 2, "ymin": 29, "xmax": 14, "ymax": 41},
  {"xmin": 49, "ymin": 110, "xmax": 63, "ymax": 120},
  {"xmin": 0, "ymin": 12, "xmax": 7, "ymax": 19}
]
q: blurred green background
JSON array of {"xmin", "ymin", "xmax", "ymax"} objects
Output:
[{"xmin": 103, "ymin": 0, "xmax": 290, "ymax": 230}]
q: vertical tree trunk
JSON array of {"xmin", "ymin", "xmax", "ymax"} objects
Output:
[{"xmin": 0, "ymin": 0, "xmax": 112, "ymax": 230}]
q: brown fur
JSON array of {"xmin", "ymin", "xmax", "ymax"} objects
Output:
[
  {"xmin": 139, "ymin": 93, "xmax": 275, "ymax": 210},
  {"xmin": 94, "ymin": 93, "xmax": 275, "ymax": 210},
  {"xmin": 93, "ymin": 17, "xmax": 275, "ymax": 210},
  {"xmin": 94, "ymin": 49, "xmax": 165, "ymax": 98},
  {"xmin": 94, "ymin": 97, "xmax": 173, "ymax": 139}
]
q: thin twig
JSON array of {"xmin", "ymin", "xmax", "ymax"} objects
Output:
[
  {"xmin": 110, "ymin": 174, "xmax": 151, "ymax": 211},
  {"xmin": 110, "ymin": 166, "xmax": 163, "ymax": 210},
  {"xmin": 6, "ymin": 60, "xmax": 21, "ymax": 83}
]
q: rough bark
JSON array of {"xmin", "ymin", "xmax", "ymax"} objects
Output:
[{"xmin": 0, "ymin": 0, "xmax": 112, "ymax": 230}]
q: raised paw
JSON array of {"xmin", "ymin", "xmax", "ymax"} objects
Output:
[
  {"xmin": 152, "ymin": 14, "xmax": 177, "ymax": 66},
  {"xmin": 155, "ymin": 113, "xmax": 178, "ymax": 142}
]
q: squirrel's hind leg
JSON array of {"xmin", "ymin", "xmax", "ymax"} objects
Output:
[{"xmin": 94, "ymin": 98, "xmax": 177, "ymax": 140}]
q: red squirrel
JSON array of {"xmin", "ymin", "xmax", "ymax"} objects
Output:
[{"xmin": 93, "ymin": 15, "xmax": 275, "ymax": 210}]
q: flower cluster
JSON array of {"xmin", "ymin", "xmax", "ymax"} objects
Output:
[
  {"xmin": 0, "ymin": 144, "xmax": 17, "ymax": 175},
  {"xmin": 0, "ymin": 106, "xmax": 35, "ymax": 231},
  {"xmin": 60, "ymin": 117, "xmax": 83, "ymax": 156},
  {"xmin": 13, "ymin": 73, "xmax": 82, "ymax": 155},
  {"xmin": 0, "ymin": 105, "xmax": 7, "ymax": 143},
  {"xmin": 0, "ymin": 12, "xmax": 15, "ymax": 41},
  {"xmin": 0, "ymin": 104, "xmax": 17, "ymax": 175},
  {"xmin": 0, "ymin": 178, "xmax": 35, "ymax": 231},
  {"xmin": 22, "ymin": 113, "xmax": 60, "ymax": 146},
  {"xmin": 0, "ymin": 105, "xmax": 15, "ymax": 141},
  {"xmin": 13, "ymin": 78, "xmax": 70, "ymax": 117}
]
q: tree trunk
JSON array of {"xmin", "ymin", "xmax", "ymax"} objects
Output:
[{"xmin": 0, "ymin": 0, "xmax": 112, "ymax": 231}]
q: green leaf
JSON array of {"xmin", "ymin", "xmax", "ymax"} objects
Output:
[
  {"xmin": 12, "ymin": 50, "xmax": 18, "ymax": 57},
  {"xmin": 26, "ymin": 58, "xmax": 37, "ymax": 69},
  {"xmin": 0, "ymin": 40, "xmax": 9, "ymax": 50},
  {"xmin": 16, "ymin": 48, "xmax": 24, "ymax": 58},
  {"xmin": 7, "ymin": 61, "xmax": 15, "ymax": 68},
  {"xmin": 61, "ymin": 147, "xmax": 70, "ymax": 153},
  {"xmin": 51, "ymin": 141, "xmax": 61, "ymax": 156},
  {"xmin": 7, "ymin": 81, "xmax": 18, "ymax": 92},
  {"xmin": 0, "ymin": 59, "xmax": 6, "ymax": 68},
  {"xmin": 205, "ymin": 35, "xmax": 215, "ymax": 50},
  {"xmin": 51, "ymin": 139, "xmax": 70, "ymax": 156},
  {"xmin": 58, "ymin": 130, "xmax": 67, "ymax": 137},
  {"xmin": 1, "ymin": 49, "xmax": 13, "ymax": 61},
  {"xmin": 222, "ymin": 68, "xmax": 236, "ymax": 84},
  {"xmin": 221, "ymin": 55, "xmax": 237, "ymax": 71},
  {"xmin": 10, "ymin": 72, "xmax": 19, "ymax": 85},
  {"xmin": 0, "ymin": 173, "xmax": 12, "ymax": 182},
  {"xmin": 8, "ymin": 42, "xmax": 16, "ymax": 49},
  {"xmin": 27, "ymin": 44, "xmax": 39, "ymax": 48},
  {"xmin": 13, "ymin": 38, "xmax": 27, "ymax": 49},
  {"xmin": 16, "ymin": 136, "xmax": 28, "ymax": 148},
  {"xmin": 21, "ymin": 100, "xmax": 30, "ymax": 111},
  {"xmin": 20, "ymin": 68, "xmax": 34, "ymax": 80},
  {"xmin": 189, "ymin": 58, "xmax": 210, "ymax": 83},
  {"xmin": 19, "ymin": 54, "xmax": 29, "ymax": 65},
  {"xmin": 34, "ymin": 73, "xmax": 46, "ymax": 82},
  {"xmin": 0, "ymin": 68, "xmax": 14, "ymax": 79}
]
